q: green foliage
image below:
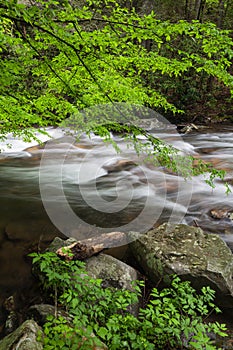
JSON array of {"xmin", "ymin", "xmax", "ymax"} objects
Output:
[
  {"xmin": 30, "ymin": 251, "xmax": 228, "ymax": 349},
  {"xmin": 0, "ymin": 0, "xmax": 233, "ymax": 137}
]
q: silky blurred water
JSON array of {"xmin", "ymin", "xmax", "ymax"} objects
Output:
[{"xmin": 0, "ymin": 125, "xmax": 232, "ymax": 300}]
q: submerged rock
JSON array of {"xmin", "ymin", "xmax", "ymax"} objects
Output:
[
  {"xmin": 129, "ymin": 223, "xmax": 233, "ymax": 308},
  {"xmin": 102, "ymin": 159, "xmax": 137, "ymax": 173},
  {"xmin": 5, "ymin": 220, "xmax": 64, "ymax": 242},
  {"xmin": 210, "ymin": 207, "xmax": 233, "ymax": 220}
]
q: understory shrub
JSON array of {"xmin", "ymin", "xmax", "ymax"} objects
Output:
[{"xmin": 30, "ymin": 251, "xmax": 228, "ymax": 349}]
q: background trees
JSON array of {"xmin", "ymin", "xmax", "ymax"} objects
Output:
[{"xmin": 147, "ymin": 0, "xmax": 233, "ymax": 28}]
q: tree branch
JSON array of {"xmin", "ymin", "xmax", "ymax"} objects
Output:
[{"xmin": 4, "ymin": 14, "xmax": 123, "ymax": 111}]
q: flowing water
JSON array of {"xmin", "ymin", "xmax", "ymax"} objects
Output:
[{"xmin": 0, "ymin": 124, "xmax": 233, "ymax": 307}]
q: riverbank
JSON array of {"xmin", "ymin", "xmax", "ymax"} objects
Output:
[{"xmin": 2, "ymin": 225, "xmax": 233, "ymax": 349}]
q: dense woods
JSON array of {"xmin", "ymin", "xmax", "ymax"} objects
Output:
[{"xmin": 0, "ymin": 0, "xmax": 233, "ymax": 140}]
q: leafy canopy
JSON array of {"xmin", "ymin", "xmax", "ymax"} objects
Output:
[{"xmin": 0, "ymin": 0, "xmax": 233, "ymax": 136}]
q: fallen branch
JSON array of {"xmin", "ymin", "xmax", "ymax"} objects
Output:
[{"xmin": 56, "ymin": 231, "xmax": 127, "ymax": 260}]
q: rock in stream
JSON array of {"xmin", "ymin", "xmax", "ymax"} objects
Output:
[{"xmin": 129, "ymin": 223, "xmax": 233, "ymax": 308}]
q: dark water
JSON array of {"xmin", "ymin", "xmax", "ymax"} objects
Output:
[{"xmin": 0, "ymin": 125, "xmax": 232, "ymax": 306}]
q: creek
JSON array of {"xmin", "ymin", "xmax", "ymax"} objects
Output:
[{"xmin": 0, "ymin": 124, "xmax": 232, "ymax": 311}]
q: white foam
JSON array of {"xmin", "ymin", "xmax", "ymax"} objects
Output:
[{"xmin": 0, "ymin": 127, "xmax": 64, "ymax": 153}]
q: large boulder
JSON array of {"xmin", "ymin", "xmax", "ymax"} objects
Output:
[
  {"xmin": 48, "ymin": 237, "xmax": 139, "ymax": 291},
  {"xmin": 0, "ymin": 320, "xmax": 42, "ymax": 350},
  {"xmin": 86, "ymin": 253, "xmax": 139, "ymax": 290},
  {"xmin": 129, "ymin": 223, "xmax": 233, "ymax": 307},
  {"xmin": 0, "ymin": 316, "xmax": 107, "ymax": 350},
  {"xmin": 47, "ymin": 237, "xmax": 139, "ymax": 292},
  {"xmin": 86, "ymin": 254, "xmax": 140, "ymax": 316},
  {"xmin": 47, "ymin": 237, "xmax": 140, "ymax": 315}
]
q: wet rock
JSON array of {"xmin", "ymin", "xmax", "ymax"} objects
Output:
[
  {"xmin": 192, "ymin": 156, "xmax": 209, "ymax": 168},
  {"xmin": 5, "ymin": 220, "xmax": 64, "ymax": 242},
  {"xmin": 0, "ymin": 320, "xmax": 42, "ymax": 350},
  {"xmin": 74, "ymin": 142, "xmax": 93, "ymax": 149},
  {"xmin": 129, "ymin": 223, "xmax": 233, "ymax": 308},
  {"xmin": 180, "ymin": 123, "xmax": 198, "ymax": 134},
  {"xmin": 198, "ymin": 147, "xmax": 220, "ymax": 154},
  {"xmin": 208, "ymin": 158, "xmax": 232, "ymax": 172},
  {"xmin": 163, "ymin": 179, "xmax": 179, "ymax": 194},
  {"xmin": 136, "ymin": 117, "xmax": 176, "ymax": 132},
  {"xmin": 210, "ymin": 208, "xmax": 233, "ymax": 220},
  {"xmin": 23, "ymin": 144, "xmax": 45, "ymax": 154},
  {"xmin": 102, "ymin": 159, "xmax": 137, "ymax": 173}
]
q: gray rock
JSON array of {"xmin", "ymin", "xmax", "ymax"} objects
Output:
[
  {"xmin": 47, "ymin": 238, "xmax": 139, "ymax": 292},
  {"xmin": 129, "ymin": 223, "xmax": 233, "ymax": 307},
  {"xmin": 26, "ymin": 305, "xmax": 107, "ymax": 349},
  {"xmin": 210, "ymin": 207, "xmax": 233, "ymax": 220},
  {"xmin": 27, "ymin": 304, "xmax": 71, "ymax": 325},
  {"xmin": 86, "ymin": 253, "xmax": 139, "ymax": 290},
  {"xmin": 86, "ymin": 253, "xmax": 140, "ymax": 315},
  {"xmin": 27, "ymin": 304, "xmax": 57, "ymax": 325},
  {"xmin": 0, "ymin": 320, "xmax": 42, "ymax": 350},
  {"xmin": 47, "ymin": 236, "xmax": 77, "ymax": 252},
  {"xmin": 47, "ymin": 238, "xmax": 140, "ymax": 314}
]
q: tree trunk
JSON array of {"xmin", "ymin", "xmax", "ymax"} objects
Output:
[
  {"xmin": 195, "ymin": 0, "xmax": 206, "ymax": 21},
  {"xmin": 185, "ymin": 0, "xmax": 190, "ymax": 20},
  {"xmin": 217, "ymin": 0, "xmax": 228, "ymax": 28}
]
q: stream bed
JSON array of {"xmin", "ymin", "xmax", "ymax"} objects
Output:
[{"xmin": 0, "ymin": 124, "xmax": 232, "ymax": 312}]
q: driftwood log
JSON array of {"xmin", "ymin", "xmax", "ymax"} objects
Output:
[{"xmin": 56, "ymin": 231, "xmax": 127, "ymax": 261}]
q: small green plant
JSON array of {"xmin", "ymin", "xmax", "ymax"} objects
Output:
[{"xmin": 30, "ymin": 251, "xmax": 228, "ymax": 349}]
